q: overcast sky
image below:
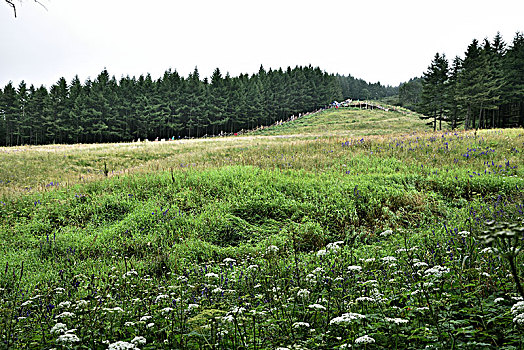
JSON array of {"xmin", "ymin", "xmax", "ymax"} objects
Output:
[{"xmin": 1, "ymin": 0, "xmax": 523, "ymax": 89}]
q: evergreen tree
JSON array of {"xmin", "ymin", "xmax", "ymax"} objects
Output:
[
  {"xmin": 399, "ymin": 77, "xmax": 422, "ymax": 110},
  {"xmin": 15, "ymin": 81, "xmax": 28, "ymax": 145},
  {"xmin": 447, "ymin": 56, "xmax": 464, "ymax": 129},
  {"xmin": 2, "ymin": 82, "xmax": 19, "ymax": 146},
  {"xmin": 503, "ymin": 32, "xmax": 524, "ymax": 126},
  {"xmin": 421, "ymin": 53, "xmax": 449, "ymax": 130}
]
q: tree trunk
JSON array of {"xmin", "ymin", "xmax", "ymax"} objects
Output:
[
  {"xmin": 472, "ymin": 106, "xmax": 477, "ymax": 130},
  {"xmin": 520, "ymin": 102, "xmax": 524, "ymax": 127},
  {"xmin": 465, "ymin": 104, "xmax": 471, "ymax": 130},
  {"xmin": 478, "ymin": 107, "xmax": 483, "ymax": 129}
]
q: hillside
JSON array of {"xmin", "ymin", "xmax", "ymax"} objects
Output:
[{"xmin": 251, "ymin": 107, "xmax": 430, "ymax": 136}]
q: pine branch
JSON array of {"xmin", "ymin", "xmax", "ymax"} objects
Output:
[
  {"xmin": 5, "ymin": 0, "xmax": 16, "ymax": 17},
  {"xmin": 5, "ymin": 0, "xmax": 47, "ymax": 17}
]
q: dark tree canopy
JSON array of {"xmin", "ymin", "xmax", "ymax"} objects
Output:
[
  {"xmin": 0, "ymin": 65, "xmax": 352, "ymax": 146},
  {"xmin": 407, "ymin": 32, "xmax": 524, "ymax": 130}
]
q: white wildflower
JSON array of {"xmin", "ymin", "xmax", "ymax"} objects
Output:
[
  {"xmin": 494, "ymin": 297, "xmax": 505, "ymax": 304},
  {"xmin": 380, "ymin": 229, "xmax": 393, "ymax": 237},
  {"xmin": 161, "ymin": 307, "xmax": 173, "ymax": 315},
  {"xmin": 292, "ymin": 322, "xmax": 310, "ymax": 328},
  {"xmin": 312, "ymin": 267, "xmax": 324, "ymax": 274},
  {"xmin": 58, "ymin": 301, "xmax": 71, "ymax": 308},
  {"xmin": 317, "ymin": 249, "xmax": 327, "ymax": 257},
  {"xmin": 139, "ymin": 315, "xmax": 152, "ymax": 322},
  {"xmin": 347, "ymin": 265, "xmax": 362, "ymax": 272},
  {"xmin": 385, "ymin": 317, "xmax": 409, "ymax": 325},
  {"xmin": 355, "ymin": 296, "xmax": 375, "ymax": 303},
  {"xmin": 362, "ymin": 279, "xmax": 378, "ymax": 286},
  {"xmin": 21, "ymin": 300, "xmax": 32, "ymax": 307},
  {"xmin": 355, "ymin": 335, "xmax": 375, "ymax": 344},
  {"xmin": 223, "ymin": 258, "xmax": 236, "ymax": 263},
  {"xmin": 155, "ymin": 294, "xmax": 169, "ymax": 302},
  {"xmin": 514, "ymin": 313, "xmax": 524, "ymax": 325},
  {"xmin": 424, "ymin": 265, "xmax": 450, "ymax": 278},
  {"xmin": 297, "ymin": 289, "xmax": 310, "ymax": 298},
  {"xmin": 177, "ymin": 275, "xmax": 188, "ymax": 282},
  {"xmin": 108, "ymin": 341, "xmax": 137, "ymax": 350},
  {"xmin": 131, "ymin": 336, "xmax": 146, "ymax": 345},
  {"xmin": 327, "ymin": 241, "xmax": 343, "ymax": 251},
  {"xmin": 330, "ymin": 312, "xmax": 366, "ymax": 324},
  {"xmin": 187, "ymin": 304, "xmax": 199, "ymax": 311},
  {"xmin": 381, "ymin": 256, "xmax": 397, "ymax": 263},
  {"xmin": 247, "ymin": 264, "xmax": 259, "ymax": 270},
  {"xmin": 340, "ymin": 343, "xmax": 352, "ymax": 349},
  {"xmin": 50, "ymin": 323, "xmax": 67, "ymax": 334},
  {"xmin": 123, "ymin": 270, "xmax": 138, "ymax": 279},
  {"xmin": 55, "ymin": 312, "xmax": 75, "ymax": 319},
  {"xmin": 212, "ymin": 287, "xmax": 224, "ymax": 294},
  {"xmin": 146, "ymin": 322, "xmax": 154, "ymax": 328},
  {"xmin": 124, "ymin": 321, "xmax": 135, "ymax": 327},
  {"xmin": 308, "ymin": 304, "xmax": 326, "ymax": 311},
  {"xmin": 511, "ymin": 301, "xmax": 524, "ymax": 315},
  {"xmin": 458, "ymin": 231, "xmax": 470, "ymax": 238},
  {"xmin": 103, "ymin": 307, "xmax": 124, "ymax": 313},
  {"xmin": 266, "ymin": 245, "xmax": 279, "ymax": 253},
  {"xmin": 305, "ymin": 274, "xmax": 317, "ymax": 284},
  {"xmin": 230, "ymin": 306, "xmax": 246, "ymax": 314},
  {"xmin": 75, "ymin": 300, "xmax": 88, "ymax": 308},
  {"xmin": 480, "ymin": 247, "xmax": 498, "ymax": 254},
  {"xmin": 223, "ymin": 314, "xmax": 235, "ymax": 323},
  {"xmin": 414, "ymin": 262, "xmax": 428, "ymax": 268},
  {"xmin": 56, "ymin": 333, "xmax": 80, "ymax": 344}
]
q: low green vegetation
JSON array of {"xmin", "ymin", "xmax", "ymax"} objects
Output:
[
  {"xmin": 0, "ymin": 109, "xmax": 523, "ymax": 349},
  {"xmin": 252, "ymin": 108, "xmax": 429, "ymax": 136}
]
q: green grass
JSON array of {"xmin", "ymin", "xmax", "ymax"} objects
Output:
[
  {"xmin": 0, "ymin": 109, "xmax": 523, "ymax": 349},
  {"xmin": 251, "ymin": 107, "xmax": 429, "ymax": 136}
]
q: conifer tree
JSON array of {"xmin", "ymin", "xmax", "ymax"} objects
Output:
[
  {"xmin": 421, "ymin": 53, "xmax": 449, "ymax": 131},
  {"xmin": 1, "ymin": 82, "xmax": 19, "ymax": 146}
]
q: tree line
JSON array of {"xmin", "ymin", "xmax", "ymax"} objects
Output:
[
  {"xmin": 0, "ymin": 65, "xmax": 397, "ymax": 146},
  {"xmin": 402, "ymin": 32, "xmax": 524, "ymax": 130}
]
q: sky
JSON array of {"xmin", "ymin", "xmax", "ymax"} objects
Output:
[{"xmin": 1, "ymin": 0, "xmax": 523, "ymax": 89}]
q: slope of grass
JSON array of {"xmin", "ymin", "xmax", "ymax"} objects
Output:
[
  {"xmin": 251, "ymin": 107, "xmax": 430, "ymax": 136},
  {"xmin": 0, "ymin": 109, "xmax": 523, "ymax": 349}
]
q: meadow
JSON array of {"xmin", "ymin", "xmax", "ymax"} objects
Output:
[{"xmin": 0, "ymin": 108, "xmax": 523, "ymax": 349}]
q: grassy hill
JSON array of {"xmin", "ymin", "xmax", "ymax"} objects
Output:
[
  {"xmin": 0, "ymin": 109, "xmax": 523, "ymax": 349},
  {"xmin": 251, "ymin": 107, "xmax": 430, "ymax": 136}
]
